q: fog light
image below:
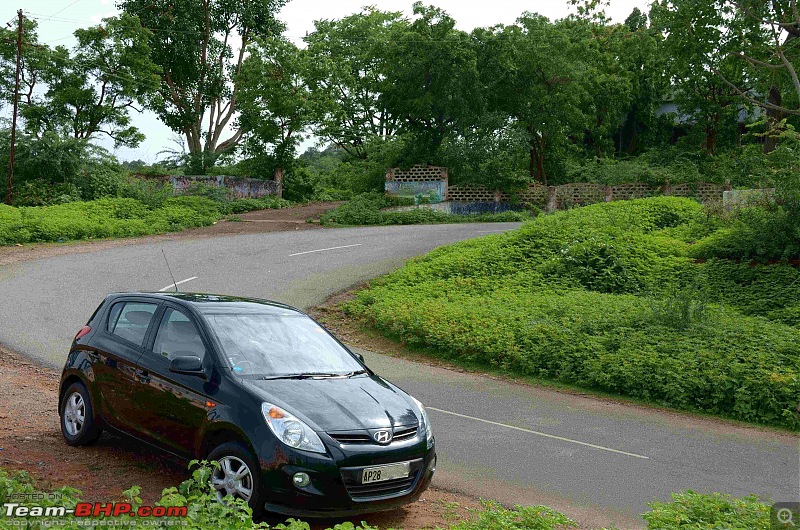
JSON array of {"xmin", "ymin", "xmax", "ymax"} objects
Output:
[{"xmin": 292, "ymin": 472, "xmax": 310, "ymax": 488}]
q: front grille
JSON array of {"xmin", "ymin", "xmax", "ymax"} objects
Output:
[
  {"xmin": 328, "ymin": 432, "xmax": 372, "ymax": 444},
  {"xmin": 328, "ymin": 424, "xmax": 418, "ymax": 445},
  {"xmin": 392, "ymin": 425, "xmax": 417, "ymax": 441},
  {"xmin": 342, "ymin": 471, "xmax": 420, "ymax": 500}
]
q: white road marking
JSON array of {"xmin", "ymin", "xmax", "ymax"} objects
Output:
[
  {"xmin": 289, "ymin": 243, "xmax": 362, "ymax": 257},
  {"xmin": 158, "ymin": 276, "xmax": 198, "ymax": 292},
  {"xmin": 428, "ymin": 407, "xmax": 649, "ymax": 460}
]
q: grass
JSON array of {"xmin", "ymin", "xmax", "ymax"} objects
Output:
[{"xmin": 343, "ymin": 197, "xmax": 800, "ymax": 430}]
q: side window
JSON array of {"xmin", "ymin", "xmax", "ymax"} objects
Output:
[
  {"xmin": 107, "ymin": 302, "xmax": 158, "ymax": 347},
  {"xmin": 152, "ymin": 308, "xmax": 206, "ymax": 361}
]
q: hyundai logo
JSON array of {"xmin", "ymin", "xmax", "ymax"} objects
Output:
[{"xmin": 373, "ymin": 429, "xmax": 392, "ymax": 444}]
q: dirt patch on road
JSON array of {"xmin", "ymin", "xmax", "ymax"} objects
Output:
[
  {"xmin": 0, "ymin": 202, "xmax": 342, "ymax": 268},
  {"xmin": 0, "ymin": 345, "xmax": 482, "ymax": 529}
]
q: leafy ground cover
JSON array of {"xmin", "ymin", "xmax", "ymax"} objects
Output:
[
  {"xmin": 0, "ymin": 196, "xmax": 291, "ymax": 246},
  {"xmin": 0, "ymin": 465, "xmax": 776, "ymax": 530},
  {"xmin": 344, "ymin": 197, "xmax": 800, "ymax": 429},
  {"xmin": 319, "ymin": 193, "xmax": 534, "ymax": 226}
]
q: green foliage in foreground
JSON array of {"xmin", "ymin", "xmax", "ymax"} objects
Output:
[
  {"xmin": 345, "ymin": 197, "xmax": 800, "ymax": 429},
  {"xmin": 0, "ymin": 195, "xmax": 291, "ymax": 246},
  {"xmin": 643, "ymin": 491, "xmax": 772, "ymax": 530},
  {"xmin": 0, "ymin": 466, "xmax": 774, "ymax": 529},
  {"xmin": 319, "ymin": 193, "xmax": 535, "ymax": 226}
]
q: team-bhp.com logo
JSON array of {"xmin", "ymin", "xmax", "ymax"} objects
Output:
[{"xmin": 3, "ymin": 502, "xmax": 188, "ymax": 518}]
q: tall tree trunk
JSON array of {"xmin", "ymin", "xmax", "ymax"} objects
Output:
[{"xmin": 763, "ymin": 85, "xmax": 784, "ymax": 154}]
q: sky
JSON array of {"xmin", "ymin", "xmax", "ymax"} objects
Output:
[{"xmin": 1, "ymin": 0, "xmax": 650, "ymax": 162}]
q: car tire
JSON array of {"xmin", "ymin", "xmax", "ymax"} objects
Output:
[
  {"xmin": 60, "ymin": 382, "xmax": 102, "ymax": 446},
  {"xmin": 207, "ymin": 442, "xmax": 265, "ymax": 518}
]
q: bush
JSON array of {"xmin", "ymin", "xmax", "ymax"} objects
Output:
[
  {"xmin": 118, "ymin": 176, "xmax": 175, "ymax": 208},
  {"xmin": 689, "ymin": 203, "xmax": 800, "ymax": 261},
  {"xmin": 346, "ymin": 197, "xmax": 800, "ymax": 428},
  {"xmin": 0, "ymin": 197, "xmax": 226, "ymax": 246},
  {"xmin": 643, "ymin": 491, "xmax": 770, "ymax": 529},
  {"xmin": 11, "ymin": 180, "xmax": 82, "ymax": 206},
  {"xmin": 223, "ymin": 196, "xmax": 292, "ymax": 214}
]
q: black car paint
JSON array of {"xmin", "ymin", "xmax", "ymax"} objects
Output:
[{"xmin": 59, "ymin": 292, "xmax": 435, "ymax": 517}]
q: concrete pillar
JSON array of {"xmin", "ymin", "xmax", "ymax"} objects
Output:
[
  {"xmin": 547, "ymin": 186, "xmax": 557, "ymax": 212},
  {"xmin": 274, "ymin": 167, "xmax": 284, "ymax": 198}
]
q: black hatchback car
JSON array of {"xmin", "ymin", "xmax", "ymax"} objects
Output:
[{"xmin": 59, "ymin": 292, "xmax": 436, "ymax": 517}]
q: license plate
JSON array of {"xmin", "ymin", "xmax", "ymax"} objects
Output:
[{"xmin": 361, "ymin": 461, "xmax": 411, "ymax": 484}]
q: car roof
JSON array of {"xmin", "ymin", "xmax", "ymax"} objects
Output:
[{"xmin": 106, "ymin": 292, "xmax": 305, "ymax": 316}]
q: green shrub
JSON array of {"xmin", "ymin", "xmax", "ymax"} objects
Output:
[
  {"xmin": 347, "ymin": 197, "xmax": 800, "ymax": 428},
  {"xmin": 118, "ymin": 176, "xmax": 174, "ymax": 208},
  {"xmin": 163, "ymin": 196, "xmax": 223, "ymax": 220},
  {"xmin": 223, "ymin": 196, "xmax": 292, "ymax": 214},
  {"xmin": 643, "ymin": 491, "xmax": 770, "ymax": 529},
  {"xmin": 689, "ymin": 204, "xmax": 800, "ymax": 261},
  {"xmin": 12, "ymin": 180, "xmax": 82, "ymax": 206}
]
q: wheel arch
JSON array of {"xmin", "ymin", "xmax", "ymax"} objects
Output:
[
  {"xmin": 199, "ymin": 424, "xmax": 258, "ymax": 461},
  {"xmin": 58, "ymin": 374, "xmax": 88, "ymax": 414}
]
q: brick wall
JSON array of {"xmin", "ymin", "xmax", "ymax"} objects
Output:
[
  {"xmin": 445, "ymin": 181, "xmax": 728, "ymax": 211},
  {"xmin": 386, "ymin": 165, "xmax": 449, "ymax": 183}
]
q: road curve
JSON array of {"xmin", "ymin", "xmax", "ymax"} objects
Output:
[{"xmin": 0, "ymin": 222, "xmax": 796, "ymax": 529}]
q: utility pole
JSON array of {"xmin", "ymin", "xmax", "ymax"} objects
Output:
[{"xmin": 6, "ymin": 9, "xmax": 23, "ymax": 206}]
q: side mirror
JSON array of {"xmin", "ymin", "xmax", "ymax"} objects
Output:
[
  {"xmin": 355, "ymin": 353, "xmax": 365, "ymax": 363},
  {"xmin": 170, "ymin": 355, "xmax": 205, "ymax": 378}
]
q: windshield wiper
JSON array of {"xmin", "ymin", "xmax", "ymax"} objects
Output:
[{"xmin": 259, "ymin": 370, "xmax": 367, "ymax": 380}]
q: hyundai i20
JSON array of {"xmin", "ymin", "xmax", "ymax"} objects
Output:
[{"xmin": 59, "ymin": 292, "xmax": 436, "ymax": 517}]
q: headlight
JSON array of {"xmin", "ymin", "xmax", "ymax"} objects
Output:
[
  {"xmin": 261, "ymin": 403, "xmax": 326, "ymax": 454},
  {"xmin": 411, "ymin": 397, "xmax": 434, "ymax": 448}
]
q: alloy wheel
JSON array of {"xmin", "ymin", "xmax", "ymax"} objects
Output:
[
  {"xmin": 211, "ymin": 456, "xmax": 254, "ymax": 503},
  {"xmin": 63, "ymin": 392, "xmax": 85, "ymax": 436}
]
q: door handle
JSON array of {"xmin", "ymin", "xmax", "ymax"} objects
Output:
[{"xmin": 135, "ymin": 369, "xmax": 151, "ymax": 384}]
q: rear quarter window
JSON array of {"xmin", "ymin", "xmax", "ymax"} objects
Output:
[{"xmin": 107, "ymin": 301, "xmax": 158, "ymax": 347}]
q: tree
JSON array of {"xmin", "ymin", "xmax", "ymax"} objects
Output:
[
  {"xmin": 475, "ymin": 15, "xmax": 587, "ymax": 184},
  {"xmin": 1, "ymin": 15, "xmax": 159, "ymax": 148},
  {"xmin": 439, "ymin": 114, "xmax": 530, "ymax": 191},
  {"xmin": 383, "ymin": 3, "xmax": 481, "ymax": 162},
  {"xmin": 26, "ymin": 14, "xmax": 159, "ymax": 148},
  {"xmin": 617, "ymin": 9, "xmax": 669, "ymax": 154},
  {"xmin": 238, "ymin": 37, "xmax": 312, "ymax": 175},
  {"xmin": 118, "ymin": 0, "xmax": 287, "ymax": 172},
  {"xmin": 1, "ymin": 19, "xmax": 53, "ymax": 114},
  {"xmin": 303, "ymin": 8, "xmax": 403, "ymax": 159},
  {"xmin": 651, "ymin": 0, "xmax": 800, "ymax": 152}
]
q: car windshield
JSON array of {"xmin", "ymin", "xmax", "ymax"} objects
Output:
[{"xmin": 204, "ymin": 311, "xmax": 363, "ymax": 377}]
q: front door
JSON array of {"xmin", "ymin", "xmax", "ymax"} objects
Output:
[{"xmin": 131, "ymin": 305, "xmax": 213, "ymax": 456}]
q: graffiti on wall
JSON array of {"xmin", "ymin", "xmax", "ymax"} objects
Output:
[
  {"xmin": 137, "ymin": 175, "xmax": 282, "ymax": 198},
  {"xmin": 385, "ymin": 181, "xmax": 446, "ymax": 203}
]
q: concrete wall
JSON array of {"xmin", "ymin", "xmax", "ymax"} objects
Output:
[{"xmin": 137, "ymin": 173, "xmax": 283, "ymax": 199}]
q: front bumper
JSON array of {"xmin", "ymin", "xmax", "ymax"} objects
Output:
[{"xmin": 256, "ymin": 440, "xmax": 436, "ymax": 518}]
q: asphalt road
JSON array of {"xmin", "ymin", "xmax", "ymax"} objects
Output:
[{"xmin": 1, "ymin": 223, "xmax": 797, "ymax": 528}]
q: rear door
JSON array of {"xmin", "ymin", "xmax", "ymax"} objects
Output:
[
  {"xmin": 89, "ymin": 298, "xmax": 160, "ymax": 432},
  {"xmin": 130, "ymin": 304, "xmax": 214, "ymax": 456}
]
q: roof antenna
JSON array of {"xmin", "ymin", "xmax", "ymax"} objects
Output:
[{"xmin": 161, "ymin": 248, "xmax": 179, "ymax": 292}]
